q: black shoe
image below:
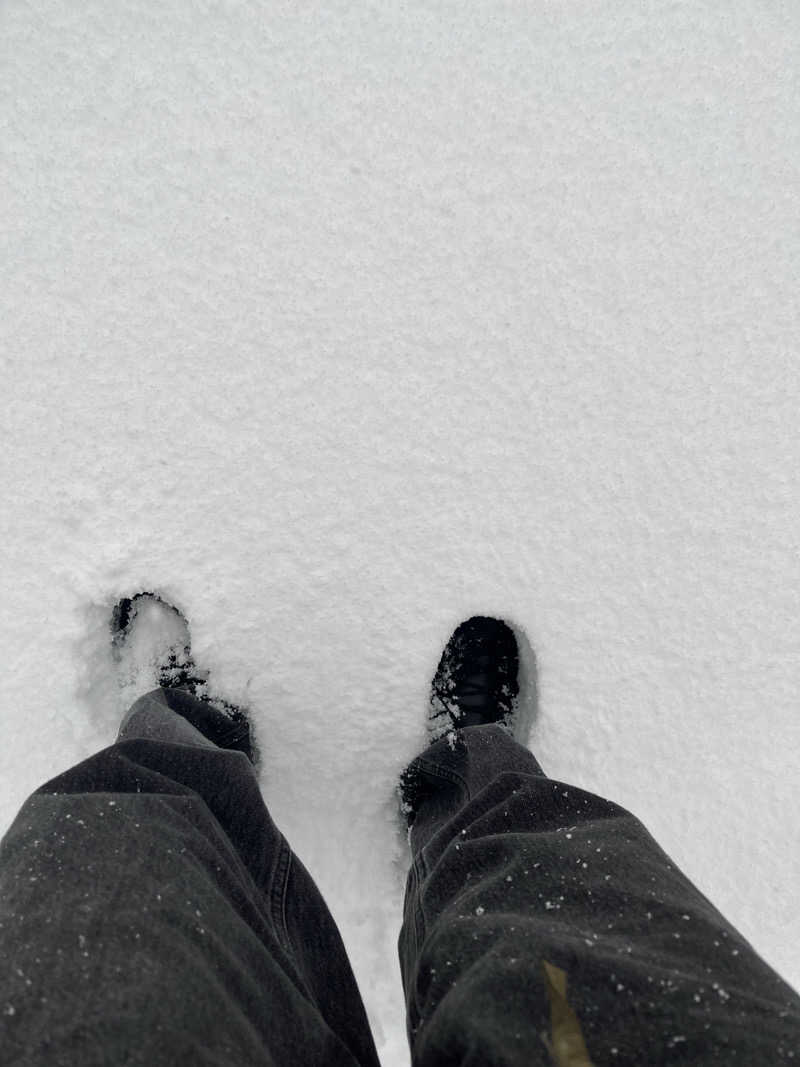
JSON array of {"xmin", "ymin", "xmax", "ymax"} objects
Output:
[
  {"xmin": 111, "ymin": 592, "xmax": 209, "ymax": 693},
  {"xmin": 110, "ymin": 591, "xmax": 258, "ymax": 766},
  {"xmin": 399, "ymin": 615, "xmax": 520, "ymax": 825},
  {"xmin": 428, "ymin": 615, "xmax": 519, "ymax": 741}
]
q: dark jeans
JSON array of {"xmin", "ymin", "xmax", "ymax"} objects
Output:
[{"xmin": 0, "ymin": 688, "xmax": 798, "ymax": 1065}]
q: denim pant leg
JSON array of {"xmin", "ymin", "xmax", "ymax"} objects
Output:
[
  {"xmin": 399, "ymin": 725, "xmax": 800, "ymax": 1066},
  {"xmin": 0, "ymin": 688, "xmax": 380, "ymax": 1067}
]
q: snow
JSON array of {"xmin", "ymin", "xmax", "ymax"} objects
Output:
[{"xmin": 2, "ymin": 2, "xmax": 799, "ymax": 1063}]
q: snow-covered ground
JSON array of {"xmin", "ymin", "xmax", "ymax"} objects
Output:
[{"xmin": 2, "ymin": 2, "xmax": 799, "ymax": 1063}]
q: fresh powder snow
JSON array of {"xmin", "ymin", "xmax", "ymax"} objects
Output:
[{"xmin": 2, "ymin": 3, "xmax": 799, "ymax": 1064}]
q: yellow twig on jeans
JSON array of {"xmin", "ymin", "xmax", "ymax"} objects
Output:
[{"xmin": 541, "ymin": 960, "xmax": 594, "ymax": 1067}]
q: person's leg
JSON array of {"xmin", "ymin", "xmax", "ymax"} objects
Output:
[
  {"xmin": 399, "ymin": 725, "xmax": 800, "ymax": 1065},
  {"xmin": 0, "ymin": 687, "xmax": 380, "ymax": 1067}
]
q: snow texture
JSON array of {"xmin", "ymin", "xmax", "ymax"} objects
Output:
[{"xmin": 2, "ymin": 2, "xmax": 799, "ymax": 1062}]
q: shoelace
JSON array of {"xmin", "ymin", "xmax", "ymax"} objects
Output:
[{"xmin": 433, "ymin": 672, "xmax": 491, "ymax": 710}]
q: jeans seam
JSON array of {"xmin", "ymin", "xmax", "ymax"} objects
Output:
[
  {"xmin": 412, "ymin": 755, "xmax": 472, "ymax": 805},
  {"xmin": 407, "ymin": 858, "xmax": 425, "ymax": 1038},
  {"xmin": 408, "ymin": 752, "xmax": 471, "ymax": 1028},
  {"xmin": 270, "ymin": 834, "xmax": 294, "ymax": 958},
  {"xmin": 412, "ymin": 757, "xmax": 471, "ymax": 892}
]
